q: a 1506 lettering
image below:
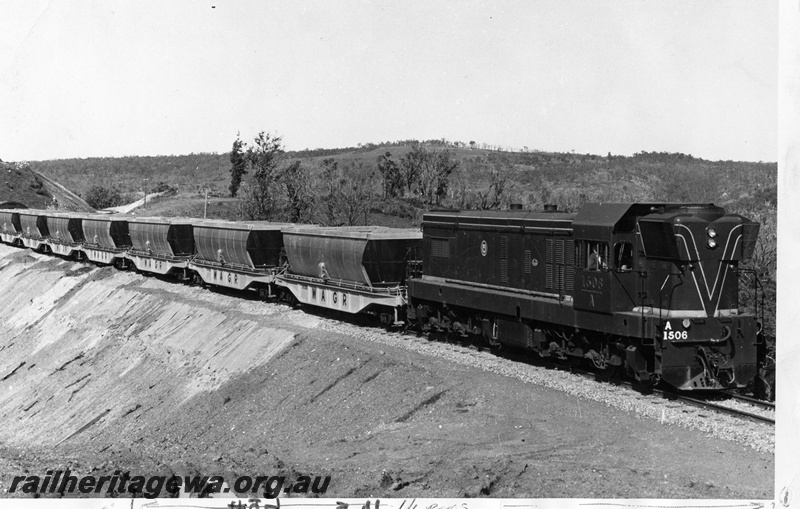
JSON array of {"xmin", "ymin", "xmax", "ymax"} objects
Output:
[{"xmin": 581, "ymin": 274, "xmax": 604, "ymax": 293}]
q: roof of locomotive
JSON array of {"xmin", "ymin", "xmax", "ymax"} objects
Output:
[
  {"xmin": 423, "ymin": 208, "xmax": 576, "ymax": 230},
  {"xmin": 425, "ymin": 203, "xmax": 729, "ymax": 238}
]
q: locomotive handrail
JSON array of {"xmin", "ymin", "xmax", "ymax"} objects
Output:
[
  {"xmin": 733, "ymin": 267, "xmax": 765, "ymax": 326},
  {"xmin": 441, "ymin": 277, "xmax": 572, "ymax": 302}
]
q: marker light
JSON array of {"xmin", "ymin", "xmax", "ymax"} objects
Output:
[{"xmin": 682, "ymin": 319, "xmax": 691, "ymax": 329}]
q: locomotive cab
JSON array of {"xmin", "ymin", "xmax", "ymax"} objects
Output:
[
  {"xmin": 572, "ymin": 203, "xmax": 651, "ymax": 318},
  {"xmin": 633, "ymin": 204, "xmax": 760, "ymax": 389},
  {"xmin": 568, "ymin": 203, "xmax": 761, "ymax": 390}
]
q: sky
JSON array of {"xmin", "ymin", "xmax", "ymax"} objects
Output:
[{"xmin": 0, "ymin": 1, "xmax": 778, "ymax": 162}]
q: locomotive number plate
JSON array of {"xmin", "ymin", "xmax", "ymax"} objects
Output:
[
  {"xmin": 663, "ymin": 330, "xmax": 689, "ymax": 340},
  {"xmin": 662, "ymin": 321, "xmax": 688, "ymax": 340}
]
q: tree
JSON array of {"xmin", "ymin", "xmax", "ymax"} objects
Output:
[
  {"xmin": 281, "ymin": 160, "xmax": 313, "ymax": 223},
  {"xmin": 424, "ymin": 150, "xmax": 458, "ymax": 205},
  {"xmin": 84, "ymin": 185, "xmax": 122, "ymax": 210},
  {"xmin": 336, "ymin": 163, "xmax": 377, "ymax": 226},
  {"xmin": 400, "ymin": 145, "xmax": 458, "ymax": 205},
  {"xmin": 400, "ymin": 143, "xmax": 427, "ymax": 196},
  {"xmin": 377, "ymin": 151, "xmax": 402, "ymax": 198},
  {"xmin": 319, "ymin": 158, "xmax": 340, "ymax": 225},
  {"xmin": 237, "ymin": 132, "xmax": 284, "ymax": 220},
  {"xmin": 477, "ymin": 166, "xmax": 510, "ymax": 210},
  {"xmin": 229, "ymin": 135, "xmax": 247, "ymax": 197},
  {"xmin": 318, "ymin": 160, "xmax": 376, "ymax": 226}
]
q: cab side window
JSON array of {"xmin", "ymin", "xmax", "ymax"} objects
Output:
[
  {"xmin": 614, "ymin": 241, "xmax": 634, "ymax": 272},
  {"xmin": 583, "ymin": 241, "xmax": 608, "ymax": 271}
]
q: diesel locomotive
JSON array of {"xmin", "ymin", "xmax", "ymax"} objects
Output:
[
  {"xmin": 408, "ymin": 203, "xmax": 763, "ymax": 392},
  {"xmin": 0, "ymin": 202, "xmax": 768, "ymax": 396}
]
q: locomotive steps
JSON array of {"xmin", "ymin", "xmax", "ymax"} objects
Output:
[{"xmin": 0, "ymin": 244, "xmax": 773, "ymax": 498}]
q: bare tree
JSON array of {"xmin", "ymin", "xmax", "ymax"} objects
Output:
[{"xmin": 477, "ymin": 166, "xmax": 510, "ymax": 210}]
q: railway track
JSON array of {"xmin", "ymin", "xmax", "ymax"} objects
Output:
[
  {"xmin": 728, "ymin": 391, "xmax": 776, "ymax": 410},
  {"xmin": 563, "ymin": 367, "xmax": 776, "ymax": 426},
  {"xmin": 663, "ymin": 391, "xmax": 775, "ymax": 425},
  {"xmin": 411, "ymin": 331, "xmax": 777, "ymax": 426},
  {"xmin": 560, "ymin": 365, "xmax": 777, "ymax": 426}
]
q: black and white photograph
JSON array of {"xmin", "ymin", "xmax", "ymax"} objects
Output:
[{"xmin": 0, "ymin": 0, "xmax": 791, "ymax": 505}]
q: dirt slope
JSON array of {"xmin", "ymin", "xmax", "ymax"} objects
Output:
[
  {"xmin": 0, "ymin": 161, "xmax": 93, "ymax": 211},
  {"xmin": 0, "ymin": 244, "xmax": 772, "ymax": 499}
]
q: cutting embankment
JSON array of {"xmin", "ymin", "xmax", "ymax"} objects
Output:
[{"xmin": 0, "ymin": 244, "xmax": 773, "ymax": 499}]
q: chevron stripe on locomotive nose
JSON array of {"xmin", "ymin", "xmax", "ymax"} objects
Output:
[{"xmin": 675, "ymin": 223, "xmax": 742, "ymax": 317}]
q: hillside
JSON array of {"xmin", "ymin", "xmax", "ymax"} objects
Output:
[
  {"xmin": 0, "ymin": 160, "xmax": 94, "ymax": 211},
  {"xmin": 26, "ymin": 146, "xmax": 775, "ymax": 210}
]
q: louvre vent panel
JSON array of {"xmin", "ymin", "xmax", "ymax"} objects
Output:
[
  {"xmin": 524, "ymin": 250, "xmax": 532, "ymax": 274},
  {"xmin": 431, "ymin": 237, "xmax": 450, "ymax": 258},
  {"xmin": 566, "ymin": 240, "xmax": 575, "ymax": 266},
  {"xmin": 555, "ymin": 239, "xmax": 564, "ymax": 265},
  {"xmin": 566, "ymin": 265, "xmax": 574, "ymax": 291}
]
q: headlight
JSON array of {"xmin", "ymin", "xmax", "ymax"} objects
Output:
[
  {"xmin": 707, "ymin": 238, "xmax": 717, "ymax": 249},
  {"xmin": 707, "ymin": 227, "xmax": 717, "ymax": 238}
]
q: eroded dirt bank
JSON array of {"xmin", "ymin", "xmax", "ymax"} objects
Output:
[{"xmin": 0, "ymin": 245, "xmax": 772, "ymax": 498}]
